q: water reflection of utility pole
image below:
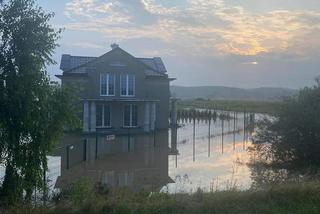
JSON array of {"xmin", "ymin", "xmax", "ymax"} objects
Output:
[
  {"xmin": 175, "ymin": 154, "xmax": 178, "ymax": 168},
  {"xmin": 235, "ymin": 112, "xmax": 238, "ymax": 129},
  {"xmin": 228, "ymin": 112, "xmax": 231, "ymax": 132},
  {"xmin": 95, "ymin": 135, "xmax": 98, "ymax": 160},
  {"xmin": 66, "ymin": 144, "xmax": 74, "ymax": 169},
  {"xmin": 208, "ymin": 110, "xmax": 211, "ymax": 157},
  {"xmin": 153, "ymin": 122, "xmax": 156, "ymax": 148},
  {"xmin": 221, "ymin": 117, "xmax": 224, "ymax": 154},
  {"xmin": 171, "ymin": 125, "xmax": 178, "ymax": 168},
  {"xmin": 193, "ymin": 111, "xmax": 196, "ymax": 162},
  {"xmin": 83, "ymin": 139, "xmax": 87, "ymax": 161},
  {"xmin": 243, "ymin": 110, "xmax": 246, "ymax": 150},
  {"xmin": 233, "ymin": 111, "xmax": 236, "ymax": 151}
]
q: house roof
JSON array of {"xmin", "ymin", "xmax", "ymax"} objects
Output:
[
  {"xmin": 59, "ymin": 48, "xmax": 168, "ymax": 76},
  {"xmin": 60, "ymin": 54, "xmax": 96, "ymax": 72},
  {"xmin": 137, "ymin": 57, "xmax": 167, "ymax": 73}
]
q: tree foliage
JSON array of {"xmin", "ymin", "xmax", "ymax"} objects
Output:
[
  {"xmin": 0, "ymin": 0, "xmax": 78, "ymax": 204},
  {"xmin": 254, "ymin": 80, "xmax": 320, "ymax": 168}
]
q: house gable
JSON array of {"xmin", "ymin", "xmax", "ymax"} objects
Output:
[
  {"xmin": 57, "ymin": 46, "xmax": 172, "ymax": 100},
  {"xmin": 83, "ymin": 48, "xmax": 149, "ymax": 99}
]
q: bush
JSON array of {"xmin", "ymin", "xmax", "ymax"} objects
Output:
[
  {"xmin": 254, "ymin": 81, "xmax": 320, "ymax": 168},
  {"xmin": 67, "ymin": 177, "xmax": 96, "ymax": 207}
]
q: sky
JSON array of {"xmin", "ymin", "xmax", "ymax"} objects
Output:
[{"xmin": 37, "ymin": 0, "xmax": 320, "ymax": 89}]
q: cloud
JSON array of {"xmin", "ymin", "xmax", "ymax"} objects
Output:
[
  {"xmin": 63, "ymin": 0, "xmax": 320, "ymax": 57},
  {"xmin": 64, "ymin": 0, "xmax": 131, "ymax": 24},
  {"xmin": 142, "ymin": 48, "xmax": 177, "ymax": 57},
  {"xmin": 141, "ymin": 0, "xmax": 179, "ymax": 15},
  {"xmin": 65, "ymin": 42, "xmax": 104, "ymax": 49}
]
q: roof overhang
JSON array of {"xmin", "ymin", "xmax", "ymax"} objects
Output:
[
  {"xmin": 55, "ymin": 73, "xmax": 88, "ymax": 79},
  {"xmin": 145, "ymin": 75, "xmax": 169, "ymax": 80}
]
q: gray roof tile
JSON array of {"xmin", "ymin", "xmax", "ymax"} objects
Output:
[
  {"xmin": 137, "ymin": 58, "xmax": 167, "ymax": 73},
  {"xmin": 60, "ymin": 51, "xmax": 167, "ymax": 76},
  {"xmin": 60, "ymin": 54, "xmax": 96, "ymax": 72}
]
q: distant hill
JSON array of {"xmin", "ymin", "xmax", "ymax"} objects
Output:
[{"xmin": 170, "ymin": 86, "xmax": 297, "ymax": 101}]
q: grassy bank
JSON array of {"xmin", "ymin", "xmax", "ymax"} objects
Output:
[
  {"xmin": 178, "ymin": 99, "xmax": 283, "ymax": 114},
  {"xmin": 4, "ymin": 182, "xmax": 320, "ymax": 214}
]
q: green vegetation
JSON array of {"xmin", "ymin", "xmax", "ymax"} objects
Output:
[
  {"xmin": 3, "ymin": 181, "xmax": 320, "ymax": 214},
  {"xmin": 178, "ymin": 99, "xmax": 283, "ymax": 114},
  {"xmin": 0, "ymin": 0, "xmax": 78, "ymax": 204},
  {"xmin": 171, "ymin": 85, "xmax": 296, "ymax": 101},
  {"xmin": 0, "ymin": 0, "xmax": 318, "ymax": 212},
  {"xmin": 254, "ymin": 80, "xmax": 320, "ymax": 168}
]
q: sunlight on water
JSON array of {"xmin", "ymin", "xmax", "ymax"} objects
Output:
[
  {"xmin": 0, "ymin": 111, "xmax": 256, "ymax": 194},
  {"xmin": 164, "ymin": 115, "xmax": 255, "ymax": 193}
]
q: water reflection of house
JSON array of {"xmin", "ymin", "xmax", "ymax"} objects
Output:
[{"xmin": 55, "ymin": 131, "xmax": 175, "ymax": 191}]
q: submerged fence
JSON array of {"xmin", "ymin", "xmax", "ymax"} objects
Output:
[{"xmin": 170, "ymin": 108, "xmax": 256, "ymax": 164}]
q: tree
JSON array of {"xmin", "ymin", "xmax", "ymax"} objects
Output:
[
  {"xmin": 254, "ymin": 80, "xmax": 320, "ymax": 168},
  {"xmin": 0, "ymin": 0, "xmax": 78, "ymax": 204}
]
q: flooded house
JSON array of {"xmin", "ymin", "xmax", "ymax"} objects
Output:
[
  {"xmin": 54, "ymin": 44, "xmax": 176, "ymax": 190},
  {"xmin": 56, "ymin": 43, "xmax": 175, "ymax": 134}
]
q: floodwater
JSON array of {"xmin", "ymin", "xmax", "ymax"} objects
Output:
[
  {"xmin": 0, "ymin": 111, "xmax": 256, "ymax": 195},
  {"xmin": 45, "ymin": 111, "xmax": 256, "ymax": 193},
  {"xmin": 166, "ymin": 116, "xmax": 254, "ymax": 193}
]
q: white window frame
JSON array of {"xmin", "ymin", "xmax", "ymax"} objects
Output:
[
  {"xmin": 96, "ymin": 104, "xmax": 112, "ymax": 128},
  {"xmin": 100, "ymin": 73, "xmax": 115, "ymax": 96},
  {"xmin": 120, "ymin": 74, "xmax": 135, "ymax": 97},
  {"xmin": 123, "ymin": 104, "xmax": 138, "ymax": 128}
]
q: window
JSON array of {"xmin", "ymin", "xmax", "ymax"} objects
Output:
[
  {"xmin": 123, "ymin": 105, "xmax": 138, "ymax": 127},
  {"xmin": 120, "ymin": 74, "xmax": 135, "ymax": 96},
  {"xmin": 96, "ymin": 104, "xmax": 111, "ymax": 127},
  {"xmin": 100, "ymin": 73, "xmax": 115, "ymax": 96}
]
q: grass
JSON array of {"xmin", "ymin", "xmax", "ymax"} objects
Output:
[
  {"xmin": 3, "ymin": 182, "xmax": 320, "ymax": 214},
  {"xmin": 178, "ymin": 99, "xmax": 283, "ymax": 115}
]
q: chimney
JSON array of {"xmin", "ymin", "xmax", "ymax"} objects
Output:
[{"xmin": 111, "ymin": 43, "xmax": 119, "ymax": 50}]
